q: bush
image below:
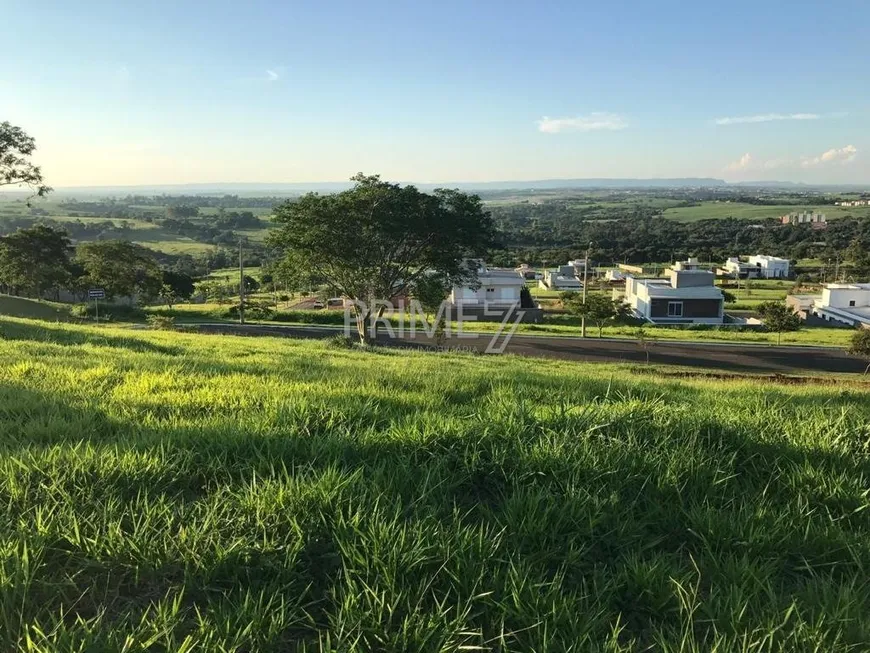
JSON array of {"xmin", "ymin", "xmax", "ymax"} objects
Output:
[
  {"xmin": 273, "ymin": 310, "xmax": 348, "ymax": 325},
  {"xmin": 326, "ymin": 334, "xmax": 355, "ymax": 350},
  {"xmin": 226, "ymin": 301, "xmax": 276, "ymax": 321},
  {"xmin": 146, "ymin": 315, "xmax": 176, "ymax": 330},
  {"xmin": 70, "ymin": 303, "xmax": 146, "ymax": 322}
]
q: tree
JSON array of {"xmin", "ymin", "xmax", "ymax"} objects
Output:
[
  {"xmin": 162, "ymin": 270, "xmax": 195, "ymax": 301},
  {"xmin": 757, "ymin": 301, "xmax": 801, "ymax": 345},
  {"xmin": 848, "ymin": 329, "xmax": 870, "ymax": 375},
  {"xmin": 0, "ymin": 122, "xmax": 51, "ymax": 200},
  {"xmin": 411, "ymin": 273, "xmax": 452, "ymax": 345},
  {"xmin": 561, "ymin": 292, "xmax": 628, "ymax": 338},
  {"xmin": 0, "ymin": 225, "xmax": 72, "ymax": 297},
  {"xmin": 76, "ymin": 241, "xmax": 162, "ymax": 302},
  {"xmin": 268, "ymin": 174, "xmax": 497, "ymax": 343}
]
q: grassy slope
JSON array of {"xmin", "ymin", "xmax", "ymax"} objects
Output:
[
  {"xmin": 1, "ymin": 317, "xmax": 869, "ymax": 650},
  {"xmin": 0, "ymin": 295, "xmax": 73, "ymax": 321}
]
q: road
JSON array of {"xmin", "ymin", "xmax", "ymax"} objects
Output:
[{"xmin": 192, "ymin": 323, "xmax": 867, "ymax": 375}]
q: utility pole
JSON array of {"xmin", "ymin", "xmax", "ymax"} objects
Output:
[
  {"xmin": 239, "ymin": 239, "xmax": 245, "ymax": 325},
  {"xmin": 581, "ymin": 242, "xmax": 591, "ymax": 338}
]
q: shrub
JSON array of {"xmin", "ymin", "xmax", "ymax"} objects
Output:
[
  {"xmin": 226, "ymin": 301, "xmax": 276, "ymax": 321},
  {"xmin": 146, "ymin": 315, "xmax": 176, "ymax": 331},
  {"xmin": 70, "ymin": 303, "xmax": 146, "ymax": 322},
  {"xmin": 326, "ymin": 334, "xmax": 355, "ymax": 350}
]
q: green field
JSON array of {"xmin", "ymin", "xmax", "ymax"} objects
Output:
[
  {"xmin": 663, "ymin": 202, "xmax": 870, "ymax": 223},
  {"xmin": 1, "ymin": 317, "xmax": 869, "ymax": 650}
]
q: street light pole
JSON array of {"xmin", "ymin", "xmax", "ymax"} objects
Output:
[
  {"xmin": 239, "ymin": 239, "xmax": 245, "ymax": 325},
  {"xmin": 581, "ymin": 242, "xmax": 590, "ymax": 338}
]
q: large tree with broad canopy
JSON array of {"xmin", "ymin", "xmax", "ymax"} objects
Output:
[{"xmin": 267, "ymin": 174, "xmax": 497, "ymax": 343}]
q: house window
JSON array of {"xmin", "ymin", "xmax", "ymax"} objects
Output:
[
  {"xmin": 667, "ymin": 301, "xmax": 683, "ymax": 317},
  {"xmin": 485, "ymin": 287, "xmax": 495, "ymax": 293},
  {"xmin": 849, "ymin": 300, "xmax": 856, "ymax": 307}
]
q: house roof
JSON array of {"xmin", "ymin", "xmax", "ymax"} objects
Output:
[
  {"xmin": 475, "ymin": 269, "xmax": 524, "ymax": 286},
  {"xmin": 826, "ymin": 283, "xmax": 870, "ymax": 291},
  {"xmin": 636, "ymin": 278, "xmax": 723, "ymax": 300}
]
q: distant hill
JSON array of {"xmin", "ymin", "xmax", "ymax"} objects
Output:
[
  {"xmin": 39, "ymin": 177, "xmax": 728, "ymax": 197},
  {"xmin": 6, "ymin": 178, "xmax": 867, "ymax": 199}
]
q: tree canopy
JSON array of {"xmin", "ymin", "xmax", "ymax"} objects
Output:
[
  {"xmin": 757, "ymin": 301, "xmax": 802, "ymax": 345},
  {"xmin": 0, "ymin": 224, "xmax": 72, "ymax": 297},
  {"xmin": 75, "ymin": 240, "xmax": 163, "ymax": 301},
  {"xmin": 561, "ymin": 292, "xmax": 629, "ymax": 337},
  {"xmin": 268, "ymin": 174, "xmax": 497, "ymax": 341},
  {"xmin": 0, "ymin": 121, "xmax": 51, "ymax": 199}
]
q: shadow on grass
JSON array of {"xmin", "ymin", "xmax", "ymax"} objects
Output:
[{"xmin": 0, "ymin": 319, "xmax": 182, "ymax": 356}]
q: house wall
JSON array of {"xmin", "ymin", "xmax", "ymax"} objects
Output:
[
  {"xmin": 649, "ymin": 298, "xmax": 723, "ymax": 319},
  {"xmin": 823, "ymin": 288, "xmax": 870, "ymax": 309}
]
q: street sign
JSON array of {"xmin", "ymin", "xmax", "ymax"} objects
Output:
[{"xmin": 88, "ymin": 289, "xmax": 106, "ymax": 300}]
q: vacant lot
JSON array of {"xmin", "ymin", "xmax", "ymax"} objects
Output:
[{"xmin": 1, "ymin": 317, "xmax": 868, "ymax": 650}]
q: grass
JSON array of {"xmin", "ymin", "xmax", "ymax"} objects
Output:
[
  {"xmin": 1, "ymin": 316, "xmax": 869, "ymax": 650},
  {"xmin": 663, "ymin": 202, "xmax": 870, "ymax": 223}
]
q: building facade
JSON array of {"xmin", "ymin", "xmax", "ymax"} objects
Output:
[
  {"xmin": 812, "ymin": 283, "xmax": 870, "ymax": 327},
  {"xmin": 450, "ymin": 264, "xmax": 525, "ymax": 308},
  {"xmin": 747, "ymin": 255, "xmax": 790, "ymax": 279},
  {"xmin": 623, "ymin": 269, "xmax": 725, "ymax": 324}
]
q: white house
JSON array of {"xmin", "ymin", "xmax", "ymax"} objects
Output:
[
  {"xmin": 539, "ymin": 261, "xmax": 584, "ymax": 291},
  {"xmin": 748, "ymin": 255, "xmax": 790, "ymax": 279},
  {"xmin": 514, "ymin": 264, "xmax": 542, "ymax": 281},
  {"xmin": 623, "ymin": 269, "xmax": 725, "ymax": 324},
  {"xmin": 812, "ymin": 283, "xmax": 870, "ymax": 327},
  {"xmin": 672, "ymin": 257, "xmax": 703, "ymax": 271},
  {"xmin": 450, "ymin": 263, "xmax": 524, "ymax": 307}
]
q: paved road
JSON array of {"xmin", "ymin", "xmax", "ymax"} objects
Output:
[{"xmin": 193, "ymin": 323, "xmax": 866, "ymax": 375}]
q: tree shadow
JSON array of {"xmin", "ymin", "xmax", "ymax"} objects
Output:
[{"xmin": 0, "ymin": 319, "xmax": 182, "ymax": 356}]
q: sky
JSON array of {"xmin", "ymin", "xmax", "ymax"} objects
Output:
[{"xmin": 3, "ymin": 0, "xmax": 869, "ymax": 187}]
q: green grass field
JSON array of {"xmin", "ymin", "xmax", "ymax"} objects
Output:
[
  {"xmin": 663, "ymin": 202, "xmax": 870, "ymax": 223},
  {"xmin": 1, "ymin": 317, "xmax": 868, "ymax": 650}
]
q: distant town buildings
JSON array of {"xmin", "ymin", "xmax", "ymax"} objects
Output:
[
  {"xmin": 835, "ymin": 199, "xmax": 869, "ymax": 207},
  {"xmin": 623, "ymin": 269, "xmax": 724, "ymax": 324},
  {"xmin": 780, "ymin": 212, "xmax": 827, "ymax": 229}
]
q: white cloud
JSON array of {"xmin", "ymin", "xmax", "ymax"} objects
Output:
[
  {"xmin": 801, "ymin": 144, "xmax": 857, "ymax": 167},
  {"xmin": 726, "ymin": 153, "xmax": 752, "ymax": 171},
  {"xmin": 715, "ymin": 113, "xmax": 820, "ymax": 126},
  {"xmin": 266, "ymin": 69, "xmax": 279, "ymax": 82},
  {"xmin": 537, "ymin": 113, "xmax": 628, "ymax": 133}
]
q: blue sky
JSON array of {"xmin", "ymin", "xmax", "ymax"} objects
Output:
[{"xmin": 3, "ymin": 0, "xmax": 869, "ymax": 186}]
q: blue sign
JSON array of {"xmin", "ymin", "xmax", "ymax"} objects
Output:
[{"xmin": 88, "ymin": 289, "xmax": 106, "ymax": 300}]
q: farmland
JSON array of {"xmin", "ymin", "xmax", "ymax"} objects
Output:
[
  {"xmin": 663, "ymin": 201, "xmax": 870, "ymax": 223},
  {"xmin": 1, "ymin": 317, "xmax": 869, "ymax": 649}
]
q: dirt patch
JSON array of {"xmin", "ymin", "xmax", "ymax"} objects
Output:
[{"xmin": 629, "ymin": 367, "xmax": 870, "ymax": 388}]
